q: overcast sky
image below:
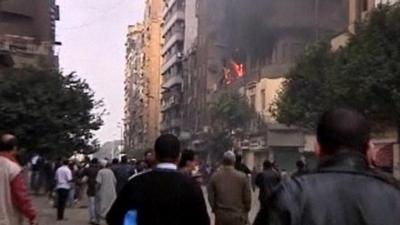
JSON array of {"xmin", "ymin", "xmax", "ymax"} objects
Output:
[{"xmin": 57, "ymin": 0, "xmax": 145, "ymax": 143}]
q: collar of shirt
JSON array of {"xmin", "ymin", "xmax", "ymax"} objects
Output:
[{"xmin": 156, "ymin": 163, "xmax": 177, "ymax": 171}]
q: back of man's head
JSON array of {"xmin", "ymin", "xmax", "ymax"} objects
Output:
[
  {"xmin": 121, "ymin": 155, "xmax": 128, "ymax": 164},
  {"xmin": 91, "ymin": 158, "xmax": 98, "ymax": 165},
  {"xmin": 223, "ymin": 151, "xmax": 236, "ymax": 166},
  {"xmin": 263, "ymin": 160, "xmax": 273, "ymax": 169},
  {"xmin": 0, "ymin": 134, "xmax": 18, "ymax": 152},
  {"xmin": 112, "ymin": 158, "xmax": 119, "ymax": 164},
  {"xmin": 296, "ymin": 160, "xmax": 305, "ymax": 169},
  {"xmin": 154, "ymin": 134, "xmax": 181, "ymax": 163},
  {"xmin": 63, "ymin": 159, "xmax": 70, "ymax": 166},
  {"xmin": 317, "ymin": 108, "xmax": 370, "ymax": 156}
]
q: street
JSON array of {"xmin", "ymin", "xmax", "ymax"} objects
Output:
[{"xmin": 34, "ymin": 189, "xmax": 260, "ymax": 225}]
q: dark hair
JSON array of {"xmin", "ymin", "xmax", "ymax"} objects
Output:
[
  {"xmin": 178, "ymin": 149, "xmax": 195, "ymax": 168},
  {"xmin": 0, "ymin": 134, "xmax": 18, "ymax": 152},
  {"xmin": 91, "ymin": 158, "xmax": 98, "ymax": 164},
  {"xmin": 263, "ymin": 160, "xmax": 273, "ymax": 169},
  {"xmin": 296, "ymin": 160, "xmax": 305, "ymax": 169},
  {"xmin": 235, "ymin": 154, "xmax": 242, "ymax": 163},
  {"xmin": 121, "ymin": 155, "xmax": 128, "ymax": 164},
  {"xmin": 112, "ymin": 158, "xmax": 119, "ymax": 164},
  {"xmin": 63, "ymin": 159, "xmax": 69, "ymax": 165},
  {"xmin": 317, "ymin": 108, "xmax": 371, "ymax": 155},
  {"xmin": 154, "ymin": 134, "xmax": 181, "ymax": 162}
]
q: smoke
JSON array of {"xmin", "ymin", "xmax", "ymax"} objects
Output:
[{"xmin": 220, "ymin": 0, "xmax": 348, "ymax": 65}]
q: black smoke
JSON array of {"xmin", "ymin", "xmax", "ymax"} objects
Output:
[{"xmin": 220, "ymin": 0, "xmax": 348, "ymax": 65}]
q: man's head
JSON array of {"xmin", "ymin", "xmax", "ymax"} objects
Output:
[
  {"xmin": 316, "ymin": 109, "xmax": 371, "ymax": 157},
  {"xmin": 235, "ymin": 154, "xmax": 243, "ymax": 164},
  {"xmin": 154, "ymin": 134, "xmax": 181, "ymax": 163},
  {"xmin": 223, "ymin": 151, "xmax": 236, "ymax": 166},
  {"xmin": 121, "ymin": 155, "xmax": 128, "ymax": 164},
  {"xmin": 63, "ymin": 159, "xmax": 70, "ymax": 166},
  {"xmin": 0, "ymin": 134, "xmax": 18, "ymax": 152},
  {"xmin": 263, "ymin": 160, "xmax": 273, "ymax": 170},
  {"xmin": 91, "ymin": 158, "xmax": 98, "ymax": 165},
  {"xmin": 112, "ymin": 158, "xmax": 119, "ymax": 164},
  {"xmin": 296, "ymin": 160, "xmax": 305, "ymax": 169},
  {"xmin": 178, "ymin": 149, "xmax": 196, "ymax": 169}
]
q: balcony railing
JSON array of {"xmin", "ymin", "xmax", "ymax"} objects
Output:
[
  {"xmin": 162, "ymin": 74, "xmax": 183, "ymax": 89},
  {"xmin": 162, "ymin": 32, "xmax": 184, "ymax": 55},
  {"xmin": 161, "ymin": 52, "xmax": 183, "ymax": 74},
  {"xmin": 162, "ymin": 11, "xmax": 185, "ymax": 36}
]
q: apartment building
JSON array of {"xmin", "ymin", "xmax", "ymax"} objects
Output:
[
  {"xmin": 160, "ymin": 0, "xmax": 186, "ymax": 137},
  {"xmin": 124, "ymin": 24, "xmax": 146, "ymax": 152},
  {"xmin": 124, "ymin": 0, "xmax": 163, "ymax": 152},
  {"xmin": 0, "ymin": 0, "xmax": 60, "ymax": 69}
]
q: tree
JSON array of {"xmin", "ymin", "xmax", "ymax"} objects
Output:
[
  {"xmin": 273, "ymin": 3, "xmax": 400, "ymax": 136},
  {"xmin": 0, "ymin": 68, "xmax": 105, "ymax": 157},
  {"xmin": 272, "ymin": 42, "xmax": 337, "ymax": 129},
  {"xmin": 210, "ymin": 92, "xmax": 255, "ymax": 130},
  {"xmin": 208, "ymin": 92, "xmax": 255, "ymax": 157}
]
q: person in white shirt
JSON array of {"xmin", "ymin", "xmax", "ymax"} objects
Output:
[{"xmin": 55, "ymin": 159, "xmax": 72, "ymax": 220}]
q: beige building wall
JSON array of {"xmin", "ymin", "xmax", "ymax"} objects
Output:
[
  {"xmin": 332, "ymin": 0, "xmax": 397, "ymax": 50},
  {"xmin": 143, "ymin": 0, "xmax": 162, "ymax": 148},
  {"xmin": 246, "ymin": 77, "xmax": 285, "ymax": 122}
]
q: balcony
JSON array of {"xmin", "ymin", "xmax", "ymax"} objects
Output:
[
  {"xmin": 161, "ymin": 95, "xmax": 180, "ymax": 112},
  {"xmin": 162, "ymin": 0, "xmax": 177, "ymax": 18},
  {"xmin": 162, "ymin": 11, "xmax": 185, "ymax": 36},
  {"xmin": 162, "ymin": 74, "xmax": 183, "ymax": 89},
  {"xmin": 161, "ymin": 53, "xmax": 183, "ymax": 74},
  {"xmin": 162, "ymin": 32, "xmax": 184, "ymax": 55}
]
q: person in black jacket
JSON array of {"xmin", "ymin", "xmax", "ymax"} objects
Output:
[
  {"xmin": 254, "ymin": 108, "xmax": 400, "ymax": 225},
  {"xmin": 106, "ymin": 134, "xmax": 210, "ymax": 225},
  {"xmin": 255, "ymin": 160, "xmax": 281, "ymax": 208}
]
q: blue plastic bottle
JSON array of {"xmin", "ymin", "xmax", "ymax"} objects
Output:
[{"xmin": 124, "ymin": 210, "xmax": 138, "ymax": 225}]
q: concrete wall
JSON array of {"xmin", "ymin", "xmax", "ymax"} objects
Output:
[
  {"xmin": 184, "ymin": 0, "xmax": 198, "ymax": 54},
  {"xmin": 246, "ymin": 78, "xmax": 284, "ymax": 122},
  {"xmin": 143, "ymin": 0, "xmax": 162, "ymax": 148}
]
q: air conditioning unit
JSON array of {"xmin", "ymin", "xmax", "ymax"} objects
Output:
[{"xmin": 177, "ymin": 52, "xmax": 183, "ymax": 58}]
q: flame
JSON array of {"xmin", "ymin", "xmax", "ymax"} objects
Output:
[
  {"xmin": 223, "ymin": 59, "xmax": 246, "ymax": 85},
  {"xmin": 233, "ymin": 62, "xmax": 245, "ymax": 77}
]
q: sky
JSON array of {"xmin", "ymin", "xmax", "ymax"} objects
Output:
[{"xmin": 57, "ymin": 0, "xmax": 145, "ymax": 143}]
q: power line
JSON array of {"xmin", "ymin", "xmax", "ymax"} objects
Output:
[{"xmin": 58, "ymin": 0, "xmax": 129, "ymax": 31}]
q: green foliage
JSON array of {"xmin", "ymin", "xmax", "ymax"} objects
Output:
[
  {"xmin": 273, "ymin": 3, "xmax": 400, "ymax": 130},
  {"xmin": 0, "ymin": 68, "xmax": 104, "ymax": 157},
  {"xmin": 208, "ymin": 92, "xmax": 255, "ymax": 156},
  {"xmin": 210, "ymin": 92, "xmax": 255, "ymax": 130},
  {"xmin": 272, "ymin": 42, "xmax": 336, "ymax": 129}
]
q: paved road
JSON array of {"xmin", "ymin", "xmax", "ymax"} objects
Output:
[{"xmin": 34, "ymin": 190, "xmax": 260, "ymax": 225}]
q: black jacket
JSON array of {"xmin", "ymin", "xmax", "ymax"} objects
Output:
[
  {"xmin": 254, "ymin": 151, "xmax": 400, "ymax": 225},
  {"xmin": 106, "ymin": 168, "xmax": 210, "ymax": 225},
  {"xmin": 255, "ymin": 169, "xmax": 281, "ymax": 207}
]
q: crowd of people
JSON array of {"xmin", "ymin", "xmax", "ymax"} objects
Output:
[{"xmin": 1, "ymin": 108, "xmax": 400, "ymax": 225}]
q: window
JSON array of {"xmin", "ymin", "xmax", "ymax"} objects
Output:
[
  {"xmin": 250, "ymin": 94, "xmax": 256, "ymax": 110},
  {"xmin": 261, "ymin": 89, "xmax": 266, "ymax": 110}
]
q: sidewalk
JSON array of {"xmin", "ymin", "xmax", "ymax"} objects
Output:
[{"xmin": 34, "ymin": 197, "xmax": 90, "ymax": 225}]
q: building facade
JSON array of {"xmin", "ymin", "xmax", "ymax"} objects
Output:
[
  {"xmin": 124, "ymin": 24, "xmax": 145, "ymax": 152},
  {"xmin": 124, "ymin": 0, "xmax": 163, "ymax": 152},
  {"xmin": 160, "ymin": 0, "xmax": 186, "ymax": 137},
  {"xmin": 143, "ymin": 0, "xmax": 163, "ymax": 149},
  {"xmin": 0, "ymin": 0, "xmax": 60, "ymax": 69},
  {"xmin": 180, "ymin": 0, "xmax": 349, "ymax": 170}
]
